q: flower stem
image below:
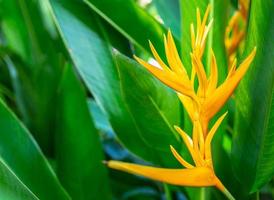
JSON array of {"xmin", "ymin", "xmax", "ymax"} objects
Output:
[
  {"xmin": 222, "ymin": 187, "xmax": 236, "ymax": 200},
  {"xmin": 215, "ymin": 177, "xmax": 235, "ymax": 200}
]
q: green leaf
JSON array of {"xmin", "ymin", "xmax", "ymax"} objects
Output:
[
  {"xmin": 88, "ymin": 100, "xmax": 113, "ymax": 133},
  {"xmin": 0, "ymin": 0, "xmax": 64, "ymax": 153},
  {"xmin": 55, "ymin": 64, "xmax": 111, "ymax": 200},
  {"xmin": 84, "ymin": 0, "xmax": 179, "ymax": 58},
  {"xmin": 114, "ymin": 51, "xmax": 181, "ymax": 158},
  {"xmin": 48, "ymin": 0, "xmax": 181, "ymax": 167},
  {"xmin": 0, "ymin": 0, "xmax": 32, "ymax": 63},
  {"xmin": 0, "ymin": 99, "xmax": 70, "ymax": 199},
  {"xmin": 232, "ymin": 0, "xmax": 274, "ymax": 193},
  {"xmin": 152, "ymin": 0, "xmax": 181, "ymax": 39},
  {"xmin": 0, "ymin": 158, "xmax": 38, "ymax": 200}
]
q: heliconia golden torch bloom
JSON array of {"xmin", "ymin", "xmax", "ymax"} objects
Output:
[
  {"xmin": 225, "ymin": 0, "xmax": 250, "ymax": 59},
  {"xmin": 105, "ymin": 4, "xmax": 256, "ymax": 200}
]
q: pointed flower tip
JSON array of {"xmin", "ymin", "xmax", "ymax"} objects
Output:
[
  {"xmin": 133, "ymin": 55, "xmax": 144, "ymax": 65},
  {"xmin": 173, "ymin": 125, "xmax": 181, "ymax": 132},
  {"xmin": 248, "ymin": 47, "xmax": 257, "ymax": 58},
  {"xmin": 133, "ymin": 54, "xmax": 138, "ymax": 60},
  {"xmin": 244, "ymin": 46, "xmax": 257, "ymax": 64}
]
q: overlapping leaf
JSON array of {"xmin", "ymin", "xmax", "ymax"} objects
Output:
[
  {"xmin": 0, "ymin": 0, "xmax": 63, "ymax": 153},
  {"xmin": 84, "ymin": 0, "xmax": 180, "ymax": 58},
  {"xmin": 232, "ymin": 0, "xmax": 274, "ymax": 193},
  {"xmin": 0, "ymin": 99, "xmax": 70, "ymax": 199},
  {"xmin": 48, "ymin": 0, "xmax": 181, "ymax": 167}
]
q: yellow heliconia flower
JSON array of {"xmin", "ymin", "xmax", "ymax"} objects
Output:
[
  {"xmin": 106, "ymin": 113, "xmax": 234, "ymax": 198},
  {"xmin": 239, "ymin": 0, "xmax": 249, "ymax": 20},
  {"xmin": 134, "ymin": 5, "xmax": 256, "ymax": 134},
  {"xmin": 225, "ymin": 0, "xmax": 250, "ymax": 60},
  {"xmin": 106, "ymin": 4, "xmax": 256, "ymax": 200},
  {"xmin": 225, "ymin": 11, "xmax": 245, "ymax": 57}
]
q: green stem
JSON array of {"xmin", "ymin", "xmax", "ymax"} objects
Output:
[
  {"xmin": 199, "ymin": 187, "xmax": 206, "ymax": 200},
  {"xmin": 222, "ymin": 187, "xmax": 236, "ymax": 200},
  {"xmin": 215, "ymin": 177, "xmax": 235, "ymax": 200},
  {"xmin": 163, "ymin": 183, "xmax": 172, "ymax": 200}
]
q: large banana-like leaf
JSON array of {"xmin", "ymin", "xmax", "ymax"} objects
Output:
[
  {"xmin": 0, "ymin": 99, "xmax": 70, "ymax": 199},
  {"xmin": 55, "ymin": 64, "xmax": 111, "ymax": 200},
  {"xmin": 48, "ymin": 0, "xmax": 181, "ymax": 167},
  {"xmin": 84, "ymin": 0, "xmax": 179, "ymax": 58},
  {"xmin": 232, "ymin": 0, "xmax": 274, "ymax": 193}
]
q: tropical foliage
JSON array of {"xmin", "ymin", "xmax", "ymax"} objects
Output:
[{"xmin": 0, "ymin": 0, "xmax": 273, "ymax": 199}]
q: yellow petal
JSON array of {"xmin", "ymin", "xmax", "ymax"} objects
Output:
[
  {"xmin": 204, "ymin": 47, "xmax": 256, "ymax": 120},
  {"xmin": 205, "ymin": 112, "xmax": 228, "ymax": 165},
  {"xmin": 170, "ymin": 145, "xmax": 194, "ymax": 169},
  {"xmin": 148, "ymin": 41, "xmax": 170, "ymax": 71},
  {"xmin": 174, "ymin": 125, "xmax": 202, "ymax": 167},
  {"xmin": 227, "ymin": 58, "xmax": 237, "ymax": 79},
  {"xmin": 196, "ymin": 8, "xmax": 201, "ymax": 45},
  {"xmin": 198, "ymin": 123, "xmax": 205, "ymax": 157},
  {"xmin": 134, "ymin": 55, "xmax": 194, "ymax": 97},
  {"xmin": 199, "ymin": 5, "xmax": 211, "ymax": 45},
  {"xmin": 190, "ymin": 23, "xmax": 196, "ymax": 50},
  {"xmin": 167, "ymin": 30, "xmax": 189, "ymax": 77},
  {"xmin": 192, "ymin": 121, "xmax": 205, "ymax": 166},
  {"xmin": 225, "ymin": 12, "xmax": 245, "ymax": 56},
  {"xmin": 177, "ymin": 94, "xmax": 196, "ymax": 121},
  {"xmin": 191, "ymin": 54, "xmax": 207, "ymax": 97},
  {"xmin": 191, "ymin": 65, "xmax": 196, "ymax": 86},
  {"xmin": 201, "ymin": 19, "xmax": 213, "ymax": 51},
  {"xmin": 207, "ymin": 49, "xmax": 218, "ymax": 95},
  {"xmin": 106, "ymin": 160, "xmax": 217, "ymax": 187},
  {"xmin": 239, "ymin": 0, "xmax": 249, "ymax": 19},
  {"xmin": 164, "ymin": 34, "xmax": 186, "ymax": 79}
]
